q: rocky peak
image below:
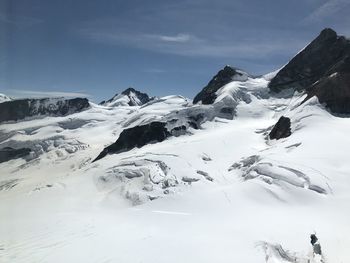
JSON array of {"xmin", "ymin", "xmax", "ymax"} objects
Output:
[
  {"xmin": 269, "ymin": 28, "xmax": 350, "ymax": 93},
  {"xmin": 101, "ymin": 87, "xmax": 152, "ymax": 107},
  {"xmin": 193, "ymin": 65, "xmax": 248, "ymax": 104},
  {"xmin": 317, "ymin": 28, "xmax": 337, "ymax": 41}
]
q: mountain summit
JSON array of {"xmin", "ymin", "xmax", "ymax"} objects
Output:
[
  {"xmin": 269, "ymin": 28, "xmax": 350, "ymax": 93},
  {"xmin": 100, "ymin": 87, "xmax": 153, "ymax": 107},
  {"xmin": 269, "ymin": 28, "xmax": 350, "ymax": 113},
  {"xmin": 193, "ymin": 65, "xmax": 249, "ymax": 104}
]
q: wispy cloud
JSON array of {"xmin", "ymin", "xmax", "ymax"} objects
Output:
[
  {"xmin": 6, "ymin": 89, "xmax": 91, "ymax": 98},
  {"xmin": 77, "ymin": 0, "xmax": 310, "ymax": 60},
  {"xmin": 79, "ymin": 27, "xmax": 305, "ymax": 58},
  {"xmin": 302, "ymin": 0, "xmax": 350, "ymax": 24},
  {"xmin": 157, "ymin": 33, "xmax": 191, "ymax": 43}
]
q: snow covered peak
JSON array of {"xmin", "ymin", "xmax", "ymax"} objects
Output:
[
  {"xmin": 101, "ymin": 87, "xmax": 152, "ymax": 107},
  {"xmin": 0, "ymin": 93, "xmax": 11, "ymax": 103},
  {"xmin": 193, "ymin": 65, "xmax": 250, "ymax": 105}
]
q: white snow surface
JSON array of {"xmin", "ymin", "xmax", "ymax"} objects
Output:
[
  {"xmin": 102, "ymin": 93, "xmax": 135, "ymax": 107},
  {"xmin": 0, "ymin": 93, "xmax": 11, "ymax": 103},
  {"xmin": 1, "ymin": 76, "xmax": 350, "ymax": 263}
]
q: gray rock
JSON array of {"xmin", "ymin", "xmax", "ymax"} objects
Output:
[
  {"xmin": 229, "ymin": 155, "xmax": 261, "ymax": 171},
  {"xmin": 310, "ymin": 234, "xmax": 322, "ymax": 255},
  {"xmin": 182, "ymin": 176, "xmax": 200, "ymax": 183},
  {"xmin": 0, "ymin": 97, "xmax": 90, "ymax": 123},
  {"xmin": 303, "ymin": 67, "xmax": 350, "ymax": 114},
  {"xmin": 269, "ymin": 28, "xmax": 350, "ymax": 93},
  {"xmin": 0, "ymin": 147, "xmax": 31, "ymax": 163},
  {"xmin": 0, "ymin": 179, "xmax": 20, "ymax": 191},
  {"xmin": 196, "ymin": 170, "xmax": 213, "ymax": 181},
  {"xmin": 93, "ymin": 122, "xmax": 172, "ymax": 161},
  {"xmin": 269, "ymin": 116, "xmax": 291, "ymax": 140}
]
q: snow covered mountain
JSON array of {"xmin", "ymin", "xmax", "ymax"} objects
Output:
[
  {"xmin": 0, "ymin": 97, "xmax": 90, "ymax": 123},
  {"xmin": 1, "ymin": 28, "xmax": 350, "ymax": 263},
  {"xmin": 0, "ymin": 93, "xmax": 11, "ymax": 103},
  {"xmin": 100, "ymin": 87, "xmax": 154, "ymax": 107}
]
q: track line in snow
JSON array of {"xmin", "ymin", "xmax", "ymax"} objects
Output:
[
  {"xmin": 128, "ymin": 208, "xmax": 191, "ymax": 216},
  {"xmin": 151, "ymin": 210, "xmax": 191, "ymax": 216}
]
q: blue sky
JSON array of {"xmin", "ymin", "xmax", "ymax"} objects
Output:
[{"xmin": 1, "ymin": 0, "xmax": 349, "ymax": 102}]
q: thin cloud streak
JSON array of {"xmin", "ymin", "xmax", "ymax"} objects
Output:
[
  {"xmin": 158, "ymin": 33, "xmax": 192, "ymax": 43},
  {"xmin": 7, "ymin": 89, "xmax": 91, "ymax": 99},
  {"xmin": 302, "ymin": 0, "xmax": 349, "ymax": 24},
  {"xmin": 80, "ymin": 28, "xmax": 306, "ymax": 58}
]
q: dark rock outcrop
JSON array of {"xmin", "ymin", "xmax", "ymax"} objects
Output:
[
  {"xmin": 0, "ymin": 98, "xmax": 90, "ymax": 123},
  {"xmin": 0, "ymin": 147, "xmax": 31, "ymax": 163},
  {"xmin": 305, "ymin": 72, "xmax": 350, "ymax": 114},
  {"xmin": 269, "ymin": 28, "xmax": 350, "ymax": 93},
  {"xmin": 269, "ymin": 116, "xmax": 291, "ymax": 140},
  {"xmin": 93, "ymin": 122, "xmax": 171, "ymax": 162},
  {"xmin": 100, "ymin": 87, "xmax": 152, "ymax": 106},
  {"xmin": 269, "ymin": 28, "xmax": 350, "ymax": 114},
  {"xmin": 310, "ymin": 234, "xmax": 322, "ymax": 256},
  {"xmin": 193, "ymin": 66, "xmax": 245, "ymax": 104},
  {"xmin": 302, "ymin": 56, "xmax": 350, "ymax": 114}
]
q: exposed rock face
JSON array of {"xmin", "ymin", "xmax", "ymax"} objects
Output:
[
  {"xmin": 306, "ymin": 72, "xmax": 350, "ymax": 114},
  {"xmin": 193, "ymin": 66, "xmax": 247, "ymax": 104},
  {"xmin": 303, "ymin": 56, "xmax": 350, "ymax": 114},
  {"xmin": 100, "ymin": 87, "xmax": 152, "ymax": 107},
  {"xmin": 93, "ymin": 122, "xmax": 171, "ymax": 161},
  {"xmin": 310, "ymin": 234, "xmax": 322, "ymax": 256},
  {"xmin": 0, "ymin": 98, "xmax": 90, "ymax": 123},
  {"xmin": 269, "ymin": 116, "xmax": 291, "ymax": 140},
  {"xmin": 93, "ymin": 114, "xmax": 207, "ymax": 161},
  {"xmin": 269, "ymin": 28, "xmax": 350, "ymax": 114},
  {"xmin": 269, "ymin": 28, "xmax": 350, "ymax": 93},
  {"xmin": 0, "ymin": 147, "xmax": 31, "ymax": 163}
]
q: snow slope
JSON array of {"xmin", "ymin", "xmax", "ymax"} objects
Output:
[
  {"xmin": 1, "ymin": 75, "xmax": 349, "ymax": 263},
  {"xmin": 0, "ymin": 93, "xmax": 11, "ymax": 103}
]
